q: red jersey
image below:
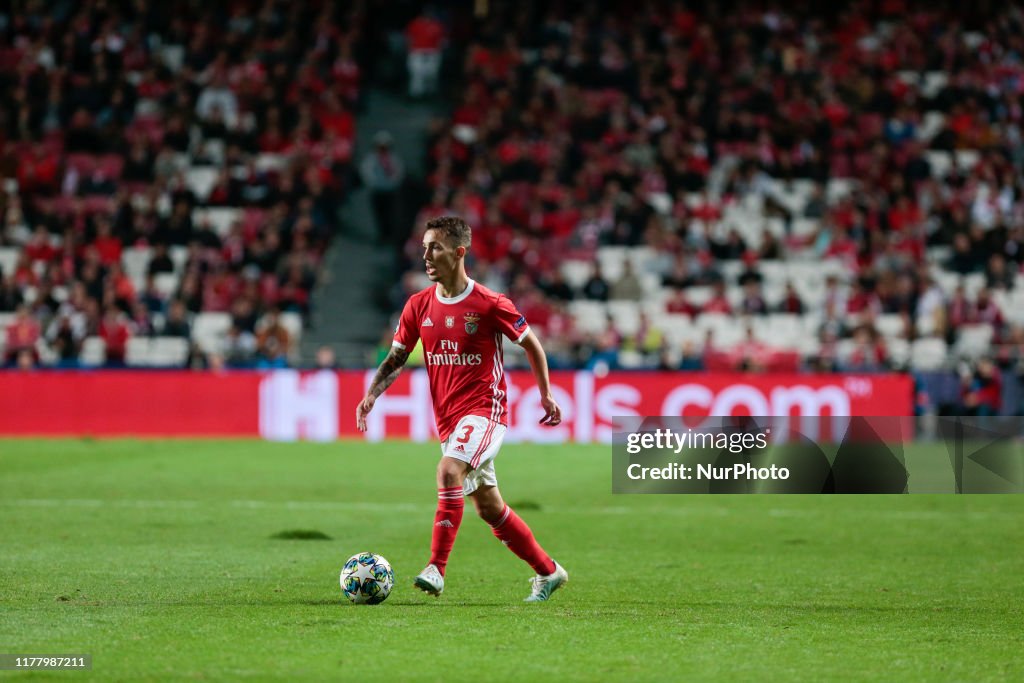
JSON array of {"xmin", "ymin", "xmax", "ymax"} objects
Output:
[
  {"xmin": 393, "ymin": 279, "xmax": 529, "ymax": 442},
  {"xmin": 406, "ymin": 17, "xmax": 444, "ymax": 52}
]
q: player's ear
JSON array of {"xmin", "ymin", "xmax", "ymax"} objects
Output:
[{"xmin": 457, "ymin": 245, "xmax": 467, "ymax": 259}]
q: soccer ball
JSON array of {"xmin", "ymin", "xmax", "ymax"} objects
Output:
[{"xmin": 340, "ymin": 552, "xmax": 394, "ymax": 604}]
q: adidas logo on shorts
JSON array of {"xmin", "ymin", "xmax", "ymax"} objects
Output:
[{"xmin": 454, "ymin": 444, "xmax": 466, "ymax": 453}]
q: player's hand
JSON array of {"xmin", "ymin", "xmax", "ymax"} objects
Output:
[
  {"xmin": 356, "ymin": 394, "xmax": 376, "ymax": 432},
  {"xmin": 539, "ymin": 394, "xmax": 562, "ymax": 426}
]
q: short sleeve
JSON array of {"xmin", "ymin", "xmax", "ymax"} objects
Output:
[
  {"xmin": 494, "ymin": 294, "xmax": 530, "ymax": 344},
  {"xmin": 393, "ymin": 297, "xmax": 420, "ymax": 351}
]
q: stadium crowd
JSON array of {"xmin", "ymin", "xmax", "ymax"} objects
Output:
[
  {"xmin": 0, "ymin": 1, "xmax": 1021, "ymax": 413},
  {"xmin": 387, "ymin": 1, "xmax": 1024, "ymax": 414},
  {"xmin": 1, "ymin": 0, "xmax": 363, "ymax": 368}
]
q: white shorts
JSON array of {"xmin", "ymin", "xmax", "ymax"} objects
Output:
[{"xmin": 440, "ymin": 415, "xmax": 506, "ymax": 496}]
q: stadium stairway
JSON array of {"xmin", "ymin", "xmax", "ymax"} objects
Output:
[{"xmin": 302, "ymin": 87, "xmax": 442, "ymax": 367}]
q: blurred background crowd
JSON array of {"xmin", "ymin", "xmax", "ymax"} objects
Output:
[
  {"xmin": 1, "ymin": 0, "xmax": 364, "ymax": 369},
  {"xmin": 1, "ymin": 1, "xmax": 1022, "ymax": 414}
]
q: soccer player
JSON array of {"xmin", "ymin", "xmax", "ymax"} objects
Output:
[{"xmin": 356, "ymin": 216, "xmax": 569, "ymax": 602}]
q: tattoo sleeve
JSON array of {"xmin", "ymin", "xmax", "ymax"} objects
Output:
[{"xmin": 367, "ymin": 347, "xmax": 410, "ymax": 398}]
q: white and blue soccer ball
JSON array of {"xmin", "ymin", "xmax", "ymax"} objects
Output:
[{"xmin": 340, "ymin": 552, "xmax": 394, "ymax": 604}]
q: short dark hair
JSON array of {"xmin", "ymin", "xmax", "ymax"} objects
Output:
[{"xmin": 425, "ymin": 216, "xmax": 472, "ymax": 249}]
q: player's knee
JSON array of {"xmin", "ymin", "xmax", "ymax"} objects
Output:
[
  {"xmin": 476, "ymin": 500, "xmax": 503, "ymax": 524},
  {"xmin": 472, "ymin": 489, "xmax": 504, "ymax": 523},
  {"xmin": 436, "ymin": 458, "xmax": 467, "ymax": 488}
]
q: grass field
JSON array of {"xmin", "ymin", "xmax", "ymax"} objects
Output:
[{"xmin": 1, "ymin": 439, "xmax": 1022, "ymax": 682}]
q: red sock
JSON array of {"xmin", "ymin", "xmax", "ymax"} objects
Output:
[
  {"xmin": 489, "ymin": 504, "xmax": 556, "ymax": 575},
  {"xmin": 429, "ymin": 487, "xmax": 464, "ymax": 575}
]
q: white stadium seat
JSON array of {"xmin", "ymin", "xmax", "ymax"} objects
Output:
[
  {"xmin": 607, "ymin": 300, "xmax": 641, "ymax": 336},
  {"xmin": 80, "ymin": 337, "xmax": 107, "ymax": 366},
  {"xmin": 193, "ymin": 207, "xmax": 241, "ymax": 237},
  {"xmin": 560, "ymin": 260, "xmax": 592, "ymax": 290},
  {"xmin": 0, "ymin": 247, "xmax": 19, "ymax": 276},
  {"xmin": 875, "ymin": 314, "xmax": 907, "ymax": 339},
  {"xmin": 255, "ymin": 153, "xmax": 287, "ymax": 172},
  {"xmin": 169, "ymin": 246, "xmax": 189, "ymax": 273},
  {"xmin": 955, "ymin": 324, "xmax": 994, "ymax": 360},
  {"xmin": 154, "ymin": 272, "xmax": 180, "ymax": 298},
  {"xmin": 122, "ymin": 246, "xmax": 152, "ymax": 293},
  {"xmin": 151, "ymin": 336, "xmax": 191, "ymax": 366},
  {"xmin": 184, "ymin": 167, "xmax": 218, "ymax": 201},
  {"xmin": 568, "ymin": 301, "xmax": 608, "ymax": 335},
  {"xmin": 192, "ymin": 312, "xmax": 232, "ymax": 354},
  {"xmin": 955, "ymin": 149, "xmax": 980, "ymax": 171},
  {"xmin": 595, "ymin": 246, "xmax": 628, "ymax": 281},
  {"xmin": 279, "ymin": 312, "xmax": 304, "ymax": 356},
  {"xmin": 126, "ymin": 337, "xmax": 189, "ymax": 367},
  {"xmin": 125, "ymin": 337, "xmax": 151, "ymax": 366},
  {"xmin": 926, "ymin": 151, "xmax": 952, "ymax": 178},
  {"xmin": 886, "ymin": 338, "xmax": 911, "ymax": 369},
  {"xmin": 910, "ymin": 338, "xmax": 948, "ymax": 371}
]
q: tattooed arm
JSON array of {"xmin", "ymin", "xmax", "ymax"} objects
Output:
[{"xmin": 356, "ymin": 346, "xmax": 410, "ymax": 432}]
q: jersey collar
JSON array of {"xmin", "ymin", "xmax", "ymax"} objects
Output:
[{"xmin": 435, "ymin": 278, "xmax": 475, "ymax": 305}]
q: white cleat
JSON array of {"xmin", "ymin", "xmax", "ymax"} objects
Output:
[
  {"xmin": 413, "ymin": 564, "xmax": 444, "ymax": 597},
  {"xmin": 524, "ymin": 561, "xmax": 568, "ymax": 603}
]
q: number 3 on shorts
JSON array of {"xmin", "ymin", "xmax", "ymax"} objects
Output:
[{"xmin": 455, "ymin": 425, "xmax": 474, "ymax": 443}]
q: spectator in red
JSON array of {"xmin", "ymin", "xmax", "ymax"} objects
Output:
[
  {"xmin": 971, "ymin": 288, "xmax": 1004, "ymax": 329},
  {"xmin": 516, "ymin": 286, "xmax": 553, "ymax": 332},
  {"xmin": 887, "ymin": 195, "xmax": 922, "ymax": 232},
  {"xmin": 846, "ymin": 279, "xmax": 881, "ymax": 317},
  {"xmin": 108, "ymin": 263, "xmax": 136, "ymax": 308},
  {"xmin": 406, "ymin": 12, "xmax": 444, "ymax": 98},
  {"xmin": 732, "ymin": 323, "xmax": 773, "ymax": 372},
  {"xmin": 5, "ymin": 305, "xmax": 40, "ymax": 365},
  {"xmin": 316, "ymin": 92, "xmax": 355, "ymax": 141},
  {"xmin": 702, "ymin": 281, "xmax": 732, "ymax": 314},
  {"xmin": 11, "ymin": 254, "xmax": 38, "ymax": 288},
  {"xmin": 98, "ymin": 305, "xmax": 132, "ymax": 366},
  {"xmin": 847, "ymin": 325, "xmax": 888, "ymax": 371},
  {"xmin": 91, "ymin": 218, "xmax": 123, "ymax": 266},
  {"xmin": 24, "ymin": 226, "xmax": 58, "ymax": 265},
  {"xmin": 665, "ymin": 288, "xmax": 697, "ymax": 316},
  {"xmin": 543, "ymin": 301, "xmax": 578, "ymax": 361},
  {"xmin": 778, "ymin": 282, "xmax": 806, "ymax": 314}
]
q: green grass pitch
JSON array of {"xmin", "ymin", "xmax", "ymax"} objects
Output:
[{"xmin": 1, "ymin": 439, "xmax": 1022, "ymax": 682}]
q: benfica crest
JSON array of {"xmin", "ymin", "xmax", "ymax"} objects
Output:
[
  {"xmin": 445, "ymin": 316, "xmax": 455, "ymax": 328},
  {"xmin": 464, "ymin": 312, "xmax": 480, "ymax": 334}
]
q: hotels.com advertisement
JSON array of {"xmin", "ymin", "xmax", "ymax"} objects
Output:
[{"xmin": 0, "ymin": 371, "xmax": 912, "ymax": 441}]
